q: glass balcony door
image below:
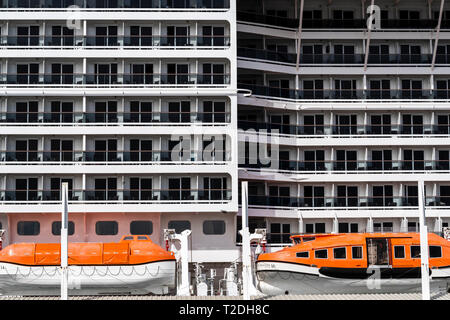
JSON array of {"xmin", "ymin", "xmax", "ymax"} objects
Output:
[
  {"xmin": 51, "ymin": 26, "xmax": 75, "ymax": 46},
  {"xmin": 371, "ymin": 150, "xmax": 392, "ymax": 171},
  {"xmin": 336, "ymin": 150, "xmax": 357, "ymax": 171},
  {"xmin": 130, "ymin": 177, "xmax": 153, "ymax": 200},
  {"xmin": 304, "ymin": 186, "xmax": 324, "ymax": 207},
  {"xmin": 15, "ymin": 101, "xmax": 38, "ymax": 123},
  {"xmin": 167, "ymin": 25, "xmax": 189, "ymax": 46},
  {"xmin": 168, "ymin": 177, "xmax": 191, "ymax": 200},
  {"xmin": 131, "ymin": 64, "xmax": 153, "ymax": 84},
  {"xmin": 14, "ymin": 139, "xmax": 38, "ymax": 161},
  {"xmin": 16, "ymin": 63, "xmax": 39, "ymax": 84},
  {"xmin": 129, "ymin": 26, "xmax": 152, "ymax": 46},
  {"xmin": 337, "ymin": 185, "xmax": 358, "ymax": 207},
  {"xmin": 129, "ymin": 101, "xmax": 152, "ymax": 123},
  {"xmin": 15, "ymin": 178, "xmax": 38, "ymax": 201},
  {"xmin": 129, "ymin": 139, "xmax": 152, "ymax": 161},
  {"xmin": 370, "ymin": 114, "xmax": 391, "ymax": 134},
  {"xmin": 50, "ymin": 101, "xmax": 73, "ymax": 123},
  {"xmin": 94, "ymin": 178, "xmax": 117, "ymax": 200},
  {"xmin": 167, "ymin": 63, "xmax": 189, "ymax": 84},
  {"xmin": 168, "ymin": 101, "xmax": 190, "ymax": 122},
  {"xmin": 372, "ymin": 185, "xmax": 394, "ymax": 206},
  {"xmin": 17, "ymin": 25, "xmax": 39, "ymax": 46},
  {"xmin": 303, "ymin": 114, "xmax": 324, "ymax": 134}
]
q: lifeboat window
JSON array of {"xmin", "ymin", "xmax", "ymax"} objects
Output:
[
  {"xmin": 315, "ymin": 249, "xmax": 328, "ymax": 259},
  {"xmin": 303, "ymin": 237, "xmax": 315, "ymax": 242},
  {"xmin": 293, "ymin": 238, "xmax": 302, "ymax": 245},
  {"xmin": 351, "ymin": 246, "xmax": 363, "ymax": 259},
  {"xmin": 130, "ymin": 220, "xmax": 153, "ymax": 235},
  {"xmin": 17, "ymin": 221, "xmax": 40, "ymax": 236},
  {"xmin": 333, "ymin": 247, "xmax": 346, "ymax": 259},
  {"xmin": 411, "ymin": 246, "xmax": 421, "ymax": 258},
  {"xmin": 137, "ymin": 236, "xmax": 149, "ymax": 240},
  {"xmin": 296, "ymin": 251, "xmax": 309, "ymax": 258},
  {"xmin": 430, "ymin": 246, "xmax": 442, "ymax": 258},
  {"xmin": 95, "ymin": 221, "xmax": 118, "ymax": 236},
  {"xmin": 394, "ymin": 246, "xmax": 405, "ymax": 259},
  {"xmin": 51, "ymin": 221, "xmax": 75, "ymax": 236},
  {"xmin": 123, "ymin": 236, "xmax": 134, "ymax": 240}
]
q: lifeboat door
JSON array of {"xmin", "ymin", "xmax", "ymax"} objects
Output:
[{"xmin": 366, "ymin": 238, "xmax": 390, "ymax": 266}]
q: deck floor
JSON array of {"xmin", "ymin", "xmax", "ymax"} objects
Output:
[{"xmin": 0, "ymin": 292, "xmax": 449, "ymax": 300}]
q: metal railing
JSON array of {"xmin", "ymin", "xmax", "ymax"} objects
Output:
[
  {"xmin": 0, "ymin": 188, "xmax": 232, "ymax": 202},
  {"xmin": 239, "ymin": 158, "xmax": 450, "ymax": 173},
  {"xmin": 238, "ymin": 121, "xmax": 450, "ymax": 136},
  {"xmin": 1, "ymin": 0, "xmax": 230, "ymax": 9},
  {"xmin": 0, "ymin": 73, "xmax": 230, "ymax": 86},
  {"xmin": 238, "ymin": 83, "xmax": 449, "ymax": 101},
  {"xmin": 0, "ymin": 150, "xmax": 231, "ymax": 162},
  {"xmin": 1, "ymin": 35, "xmax": 230, "ymax": 48},
  {"xmin": 0, "ymin": 112, "xmax": 231, "ymax": 124}
]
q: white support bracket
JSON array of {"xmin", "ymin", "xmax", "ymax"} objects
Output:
[{"xmin": 164, "ymin": 228, "xmax": 192, "ymax": 296}]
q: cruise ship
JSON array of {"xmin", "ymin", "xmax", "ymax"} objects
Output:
[{"xmin": 1, "ymin": 0, "xmax": 450, "ymax": 291}]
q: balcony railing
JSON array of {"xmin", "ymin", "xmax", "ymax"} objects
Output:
[
  {"xmin": 0, "ymin": 188, "xmax": 232, "ymax": 202},
  {"xmin": 1, "ymin": 35, "xmax": 230, "ymax": 48},
  {"xmin": 238, "ymin": 83, "xmax": 449, "ymax": 101},
  {"xmin": 239, "ymin": 159, "xmax": 450, "ymax": 173},
  {"xmin": 238, "ymin": 121, "xmax": 450, "ymax": 136},
  {"xmin": 0, "ymin": 73, "xmax": 230, "ymax": 86},
  {"xmin": 1, "ymin": 0, "xmax": 230, "ymax": 9},
  {"xmin": 0, "ymin": 112, "xmax": 231, "ymax": 124},
  {"xmin": 237, "ymin": 11, "xmax": 448, "ymax": 30},
  {"xmin": 0, "ymin": 150, "xmax": 231, "ymax": 162},
  {"xmin": 238, "ymin": 47, "xmax": 441, "ymax": 65},
  {"xmin": 245, "ymin": 195, "xmax": 450, "ymax": 208}
]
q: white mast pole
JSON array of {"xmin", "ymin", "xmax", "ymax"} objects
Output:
[
  {"xmin": 61, "ymin": 182, "xmax": 69, "ymax": 300},
  {"xmin": 418, "ymin": 179, "xmax": 430, "ymax": 300}
]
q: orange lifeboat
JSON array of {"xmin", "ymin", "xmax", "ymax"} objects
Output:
[
  {"xmin": 256, "ymin": 232, "xmax": 450, "ymax": 295},
  {"xmin": 0, "ymin": 235, "xmax": 176, "ymax": 296}
]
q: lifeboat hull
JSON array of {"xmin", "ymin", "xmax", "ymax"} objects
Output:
[
  {"xmin": 256, "ymin": 261, "xmax": 450, "ymax": 295},
  {"xmin": 0, "ymin": 260, "xmax": 176, "ymax": 296}
]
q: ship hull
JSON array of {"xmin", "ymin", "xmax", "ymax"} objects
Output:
[
  {"xmin": 0, "ymin": 260, "xmax": 176, "ymax": 296},
  {"xmin": 256, "ymin": 261, "xmax": 450, "ymax": 295}
]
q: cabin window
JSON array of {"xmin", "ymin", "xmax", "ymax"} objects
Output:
[
  {"xmin": 203, "ymin": 220, "xmax": 226, "ymax": 235},
  {"xmin": 130, "ymin": 220, "xmax": 153, "ymax": 235},
  {"xmin": 168, "ymin": 220, "xmax": 191, "ymax": 233},
  {"xmin": 51, "ymin": 221, "xmax": 75, "ymax": 236},
  {"xmin": 95, "ymin": 221, "xmax": 118, "ymax": 235},
  {"xmin": 333, "ymin": 247, "xmax": 346, "ymax": 259},
  {"xmin": 351, "ymin": 246, "xmax": 363, "ymax": 259},
  {"xmin": 17, "ymin": 221, "xmax": 40, "ymax": 236},
  {"xmin": 296, "ymin": 251, "xmax": 309, "ymax": 258},
  {"xmin": 394, "ymin": 246, "xmax": 405, "ymax": 259},
  {"xmin": 315, "ymin": 249, "xmax": 328, "ymax": 259},
  {"xmin": 430, "ymin": 246, "xmax": 442, "ymax": 258},
  {"xmin": 411, "ymin": 245, "xmax": 421, "ymax": 258}
]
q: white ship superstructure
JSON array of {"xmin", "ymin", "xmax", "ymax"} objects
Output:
[{"xmin": 1, "ymin": 0, "xmax": 450, "ymax": 271}]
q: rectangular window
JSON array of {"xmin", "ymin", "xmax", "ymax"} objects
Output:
[
  {"xmin": 315, "ymin": 249, "xmax": 328, "ymax": 259},
  {"xmin": 17, "ymin": 221, "xmax": 40, "ymax": 236},
  {"xmin": 95, "ymin": 221, "xmax": 118, "ymax": 235},
  {"xmin": 430, "ymin": 246, "xmax": 442, "ymax": 258},
  {"xmin": 296, "ymin": 251, "xmax": 309, "ymax": 258},
  {"xmin": 203, "ymin": 220, "xmax": 226, "ymax": 235},
  {"xmin": 333, "ymin": 247, "xmax": 346, "ymax": 259},
  {"xmin": 394, "ymin": 246, "xmax": 405, "ymax": 259},
  {"xmin": 51, "ymin": 221, "xmax": 75, "ymax": 236},
  {"xmin": 411, "ymin": 245, "xmax": 421, "ymax": 258},
  {"xmin": 130, "ymin": 221, "xmax": 153, "ymax": 235},
  {"xmin": 168, "ymin": 220, "xmax": 191, "ymax": 234},
  {"xmin": 352, "ymin": 246, "xmax": 363, "ymax": 259}
]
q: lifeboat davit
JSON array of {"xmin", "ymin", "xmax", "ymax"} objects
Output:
[
  {"xmin": 256, "ymin": 232, "xmax": 450, "ymax": 295},
  {"xmin": 0, "ymin": 235, "xmax": 176, "ymax": 296}
]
